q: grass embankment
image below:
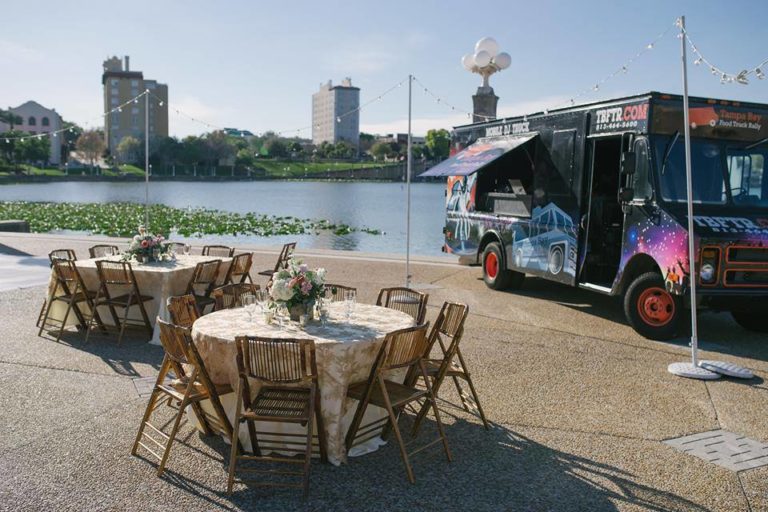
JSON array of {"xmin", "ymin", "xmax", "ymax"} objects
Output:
[
  {"xmin": 0, "ymin": 201, "xmax": 381, "ymax": 238},
  {"xmin": 255, "ymin": 161, "xmax": 395, "ymax": 178}
]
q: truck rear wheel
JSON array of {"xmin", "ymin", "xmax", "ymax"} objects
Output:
[
  {"xmin": 624, "ymin": 272, "xmax": 681, "ymax": 340},
  {"xmin": 482, "ymin": 242, "xmax": 524, "ymax": 290},
  {"xmin": 730, "ymin": 311, "xmax": 768, "ymax": 333}
]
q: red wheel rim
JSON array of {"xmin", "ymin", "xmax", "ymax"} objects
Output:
[
  {"xmin": 637, "ymin": 287, "xmax": 675, "ymax": 327},
  {"xmin": 485, "ymin": 251, "xmax": 498, "ymax": 279}
]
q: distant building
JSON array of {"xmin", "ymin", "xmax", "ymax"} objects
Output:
[
  {"xmin": 102, "ymin": 55, "xmax": 168, "ymax": 154},
  {"xmin": 376, "ymin": 133, "xmax": 426, "ymax": 146},
  {"xmin": 1, "ymin": 101, "xmax": 63, "ymax": 164},
  {"xmin": 312, "ymin": 78, "xmax": 360, "ymax": 151}
]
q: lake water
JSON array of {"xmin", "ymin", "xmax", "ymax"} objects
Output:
[{"xmin": 0, "ymin": 181, "xmax": 447, "ymax": 256}]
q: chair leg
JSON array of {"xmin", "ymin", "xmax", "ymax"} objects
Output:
[
  {"xmin": 36, "ymin": 299, "xmax": 47, "ymax": 328},
  {"xmin": 37, "ymin": 297, "xmax": 55, "ymax": 337},
  {"xmin": 227, "ymin": 380, "xmax": 244, "ymax": 494},
  {"xmin": 313, "ymin": 382, "xmax": 328, "ymax": 463},
  {"xmin": 302, "ymin": 387, "xmax": 316, "ymax": 500},
  {"xmin": 131, "ymin": 388, "xmax": 163, "ymax": 456},
  {"xmin": 117, "ymin": 294, "xmax": 132, "ymax": 346},
  {"xmin": 136, "ymin": 296, "xmax": 154, "ymax": 340},
  {"xmin": 84, "ymin": 289, "xmax": 102, "ymax": 345},
  {"xmin": 420, "ymin": 361, "xmax": 452, "ymax": 463},
  {"xmin": 55, "ymin": 298, "xmax": 75, "ymax": 344},
  {"xmin": 377, "ymin": 376, "xmax": 415, "ymax": 484},
  {"xmin": 157, "ymin": 382, "xmax": 195, "ymax": 476},
  {"xmin": 344, "ymin": 391, "xmax": 370, "ymax": 453},
  {"xmin": 412, "ymin": 373, "xmax": 445, "ymax": 437},
  {"xmin": 455, "ymin": 350, "xmax": 489, "ymax": 430}
]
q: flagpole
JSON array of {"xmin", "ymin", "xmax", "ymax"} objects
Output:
[
  {"xmin": 405, "ymin": 74, "xmax": 413, "ymax": 287},
  {"xmin": 144, "ymin": 90, "xmax": 150, "ymax": 228}
]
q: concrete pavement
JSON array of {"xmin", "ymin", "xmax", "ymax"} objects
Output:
[{"xmin": 0, "ymin": 233, "xmax": 766, "ymax": 511}]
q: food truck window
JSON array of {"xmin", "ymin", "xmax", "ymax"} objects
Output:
[{"xmin": 633, "ymin": 138, "xmax": 652, "ymax": 200}]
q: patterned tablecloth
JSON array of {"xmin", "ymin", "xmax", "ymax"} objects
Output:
[
  {"xmin": 45, "ymin": 255, "xmax": 231, "ymax": 344},
  {"xmin": 191, "ymin": 302, "xmax": 415, "ymax": 465}
]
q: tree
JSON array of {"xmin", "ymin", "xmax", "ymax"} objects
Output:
[
  {"xmin": 116, "ymin": 136, "xmax": 141, "ymax": 165},
  {"xmin": 0, "ymin": 109, "xmax": 22, "ymax": 130},
  {"xmin": 263, "ymin": 137, "xmax": 288, "ymax": 158},
  {"xmin": 17, "ymin": 136, "xmax": 50, "ymax": 163},
  {"xmin": 371, "ymin": 141, "xmax": 394, "ymax": 161},
  {"xmin": 426, "ymin": 128, "xmax": 450, "ymax": 161},
  {"xmin": 75, "ymin": 130, "xmax": 105, "ymax": 173},
  {"xmin": 61, "ymin": 121, "xmax": 83, "ymax": 158},
  {"xmin": 359, "ymin": 132, "xmax": 375, "ymax": 153}
]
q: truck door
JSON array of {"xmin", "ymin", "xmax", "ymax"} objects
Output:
[{"xmin": 580, "ymin": 135, "xmax": 627, "ymax": 288}]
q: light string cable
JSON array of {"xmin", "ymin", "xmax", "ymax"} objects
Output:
[
  {"xmin": 2, "ymin": 90, "xmax": 149, "ymax": 142},
  {"xmin": 145, "ymin": 77, "xmax": 409, "ymax": 138},
  {"xmin": 679, "ymin": 19, "xmax": 768, "ymax": 84},
  {"xmin": 413, "ymin": 20, "xmax": 677, "ymax": 122}
]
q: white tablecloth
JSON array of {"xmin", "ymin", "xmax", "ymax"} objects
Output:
[
  {"xmin": 45, "ymin": 255, "xmax": 231, "ymax": 343},
  {"xmin": 191, "ymin": 302, "xmax": 415, "ymax": 465}
]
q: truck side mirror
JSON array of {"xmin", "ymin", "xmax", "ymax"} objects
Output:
[
  {"xmin": 621, "ymin": 152, "xmax": 636, "ymax": 176},
  {"xmin": 619, "ymin": 187, "xmax": 635, "ymax": 203}
]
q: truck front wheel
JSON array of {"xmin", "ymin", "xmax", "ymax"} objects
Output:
[
  {"xmin": 482, "ymin": 242, "xmax": 524, "ymax": 290},
  {"xmin": 624, "ymin": 272, "xmax": 681, "ymax": 340},
  {"xmin": 730, "ymin": 310, "xmax": 768, "ymax": 333}
]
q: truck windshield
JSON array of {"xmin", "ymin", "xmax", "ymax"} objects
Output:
[{"xmin": 652, "ymin": 135, "xmax": 768, "ymax": 208}]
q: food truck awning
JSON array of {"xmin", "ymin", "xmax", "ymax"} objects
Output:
[{"xmin": 419, "ymin": 133, "xmax": 537, "ymax": 177}]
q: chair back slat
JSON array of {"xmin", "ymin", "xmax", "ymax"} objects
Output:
[
  {"xmin": 157, "ymin": 318, "xmax": 191, "ymax": 366},
  {"xmin": 236, "ymin": 337, "xmax": 315, "ymax": 385},
  {"xmin": 376, "ymin": 287, "xmax": 429, "ymax": 324},
  {"xmin": 379, "ymin": 323, "xmax": 430, "ymax": 371},
  {"xmin": 202, "ymin": 245, "xmax": 234, "ymax": 258},
  {"xmin": 49, "ymin": 249, "xmax": 77, "ymax": 263},
  {"xmin": 226, "ymin": 252, "xmax": 253, "ymax": 284},
  {"xmin": 167, "ymin": 294, "xmax": 200, "ymax": 328},
  {"xmin": 426, "ymin": 302, "xmax": 469, "ymax": 359},
  {"xmin": 323, "ymin": 283, "xmax": 356, "ymax": 302},
  {"xmin": 52, "ymin": 259, "xmax": 79, "ymax": 285},
  {"xmin": 273, "ymin": 242, "xmax": 296, "ymax": 273},
  {"xmin": 96, "ymin": 260, "xmax": 135, "ymax": 285},
  {"xmin": 89, "ymin": 244, "xmax": 120, "ymax": 258},
  {"xmin": 187, "ymin": 259, "xmax": 222, "ymax": 297},
  {"xmin": 213, "ymin": 283, "xmax": 260, "ymax": 310}
]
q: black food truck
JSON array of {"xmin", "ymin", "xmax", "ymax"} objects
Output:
[{"xmin": 422, "ymin": 92, "xmax": 768, "ymax": 340}]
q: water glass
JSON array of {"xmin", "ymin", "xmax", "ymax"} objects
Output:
[
  {"xmin": 242, "ymin": 294, "xmax": 256, "ymax": 322},
  {"xmin": 183, "ymin": 244, "xmax": 191, "ymax": 256},
  {"xmin": 276, "ymin": 304, "xmax": 289, "ymax": 330},
  {"xmin": 344, "ymin": 289, "xmax": 356, "ymax": 322},
  {"xmin": 255, "ymin": 289, "xmax": 269, "ymax": 314},
  {"xmin": 317, "ymin": 298, "xmax": 330, "ymax": 326}
]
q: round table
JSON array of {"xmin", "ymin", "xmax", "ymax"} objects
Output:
[{"xmin": 191, "ymin": 302, "xmax": 415, "ymax": 465}]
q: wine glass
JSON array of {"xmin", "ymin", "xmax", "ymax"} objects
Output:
[
  {"xmin": 344, "ymin": 289, "xmax": 356, "ymax": 322},
  {"xmin": 318, "ymin": 297, "xmax": 330, "ymax": 327},
  {"xmin": 241, "ymin": 294, "xmax": 256, "ymax": 322},
  {"xmin": 183, "ymin": 244, "xmax": 191, "ymax": 256},
  {"xmin": 255, "ymin": 289, "xmax": 269, "ymax": 314},
  {"xmin": 276, "ymin": 303, "xmax": 289, "ymax": 330}
]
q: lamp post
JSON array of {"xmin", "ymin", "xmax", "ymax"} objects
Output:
[{"xmin": 462, "ymin": 37, "xmax": 511, "ymax": 122}]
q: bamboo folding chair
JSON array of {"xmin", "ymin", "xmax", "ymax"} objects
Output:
[
  {"xmin": 213, "ymin": 283, "xmax": 261, "ymax": 311},
  {"xmin": 38, "ymin": 259, "xmax": 107, "ymax": 342},
  {"xmin": 37, "ymin": 249, "xmax": 78, "ymax": 328},
  {"xmin": 323, "ymin": 283, "xmax": 357, "ymax": 302},
  {"xmin": 202, "ymin": 245, "xmax": 235, "ymax": 258},
  {"xmin": 344, "ymin": 323, "xmax": 451, "ymax": 484},
  {"xmin": 166, "ymin": 242, "xmax": 187, "ymax": 253},
  {"xmin": 228, "ymin": 336, "xmax": 327, "ymax": 498},
  {"xmin": 223, "ymin": 252, "xmax": 254, "ymax": 285},
  {"xmin": 132, "ymin": 319, "xmax": 237, "ymax": 477},
  {"xmin": 167, "ymin": 294, "xmax": 200, "ymax": 329},
  {"xmin": 88, "ymin": 244, "xmax": 120, "ymax": 258},
  {"xmin": 185, "ymin": 259, "xmax": 222, "ymax": 313},
  {"xmin": 84, "ymin": 260, "xmax": 154, "ymax": 345},
  {"xmin": 376, "ymin": 287, "xmax": 429, "ymax": 324},
  {"xmin": 257, "ymin": 242, "xmax": 296, "ymax": 282},
  {"xmin": 409, "ymin": 302, "xmax": 489, "ymax": 434}
]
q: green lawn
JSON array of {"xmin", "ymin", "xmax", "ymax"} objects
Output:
[{"xmin": 254, "ymin": 160, "xmax": 396, "ymax": 177}]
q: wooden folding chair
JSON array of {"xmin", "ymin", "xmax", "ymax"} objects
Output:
[
  {"xmin": 202, "ymin": 245, "xmax": 235, "ymax": 258},
  {"xmin": 223, "ymin": 252, "xmax": 254, "ymax": 285},
  {"xmin": 166, "ymin": 242, "xmax": 187, "ymax": 253},
  {"xmin": 409, "ymin": 302, "xmax": 489, "ymax": 434},
  {"xmin": 228, "ymin": 336, "xmax": 327, "ymax": 498},
  {"xmin": 132, "ymin": 319, "xmax": 237, "ymax": 476},
  {"xmin": 88, "ymin": 244, "xmax": 120, "ymax": 258},
  {"xmin": 257, "ymin": 242, "xmax": 296, "ymax": 283},
  {"xmin": 185, "ymin": 259, "xmax": 222, "ymax": 313},
  {"xmin": 37, "ymin": 249, "xmax": 78, "ymax": 328},
  {"xmin": 323, "ymin": 283, "xmax": 357, "ymax": 302},
  {"xmin": 213, "ymin": 283, "xmax": 261, "ymax": 311},
  {"xmin": 85, "ymin": 260, "xmax": 154, "ymax": 345},
  {"xmin": 344, "ymin": 323, "xmax": 451, "ymax": 484},
  {"xmin": 38, "ymin": 259, "xmax": 107, "ymax": 342},
  {"xmin": 376, "ymin": 287, "xmax": 429, "ymax": 324},
  {"xmin": 167, "ymin": 294, "xmax": 200, "ymax": 329}
]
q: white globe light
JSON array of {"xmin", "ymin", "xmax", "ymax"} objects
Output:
[
  {"xmin": 461, "ymin": 53, "xmax": 475, "ymax": 71},
  {"xmin": 475, "ymin": 37, "xmax": 499, "ymax": 58},
  {"xmin": 494, "ymin": 52, "xmax": 511, "ymax": 70},
  {"xmin": 474, "ymin": 50, "xmax": 491, "ymax": 67}
]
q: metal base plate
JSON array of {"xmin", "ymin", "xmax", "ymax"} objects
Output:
[
  {"xmin": 668, "ymin": 362, "xmax": 721, "ymax": 380},
  {"xmin": 699, "ymin": 360, "xmax": 754, "ymax": 379}
]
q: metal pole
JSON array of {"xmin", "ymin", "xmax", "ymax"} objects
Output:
[
  {"xmin": 405, "ymin": 74, "xmax": 413, "ymax": 287},
  {"xmin": 680, "ymin": 16, "xmax": 699, "ymax": 366},
  {"xmin": 144, "ymin": 90, "xmax": 149, "ymax": 228}
]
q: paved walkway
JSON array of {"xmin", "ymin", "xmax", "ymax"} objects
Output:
[{"xmin": 1, "ymin": 233, "xmax": 766, "ymax": 511}]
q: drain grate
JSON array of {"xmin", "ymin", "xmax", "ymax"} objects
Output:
[{"xmin": 664, "ymin": 430, "xmax": 768, "ymax": 471}]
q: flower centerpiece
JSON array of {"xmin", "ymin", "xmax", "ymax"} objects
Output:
[
  {"xmin": 123, "ymin": 226, "xmax": 174, "ymax": 263},
  {"xmin": 268, "ymin": 259, "xmax": 326, "ymax": 321}
]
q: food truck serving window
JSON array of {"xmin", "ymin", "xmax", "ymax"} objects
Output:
[{"xmin": 420, "ymin": 134, "xmax": 538, "ymax": 177}]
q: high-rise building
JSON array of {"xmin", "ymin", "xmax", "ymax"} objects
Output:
[
  {"xmin": 312, "ymin": 78, "xmax": 360, "ymax": 151},
  {"xmin": 102, "ymin": 56, "xmax": 168, "ymax": 154},
  {"xmin": 1, "ymin": 101, "xmax": 63, "ymax": 164}
]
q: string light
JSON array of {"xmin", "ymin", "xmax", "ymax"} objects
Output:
[{"xmin": 681, "ymin": 22, "xmax": 768, "ymax": 85}]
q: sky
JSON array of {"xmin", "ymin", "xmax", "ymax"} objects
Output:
[{"xmin": 2, "ymin": 0, "xmax": 766, "ymax": 138}]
